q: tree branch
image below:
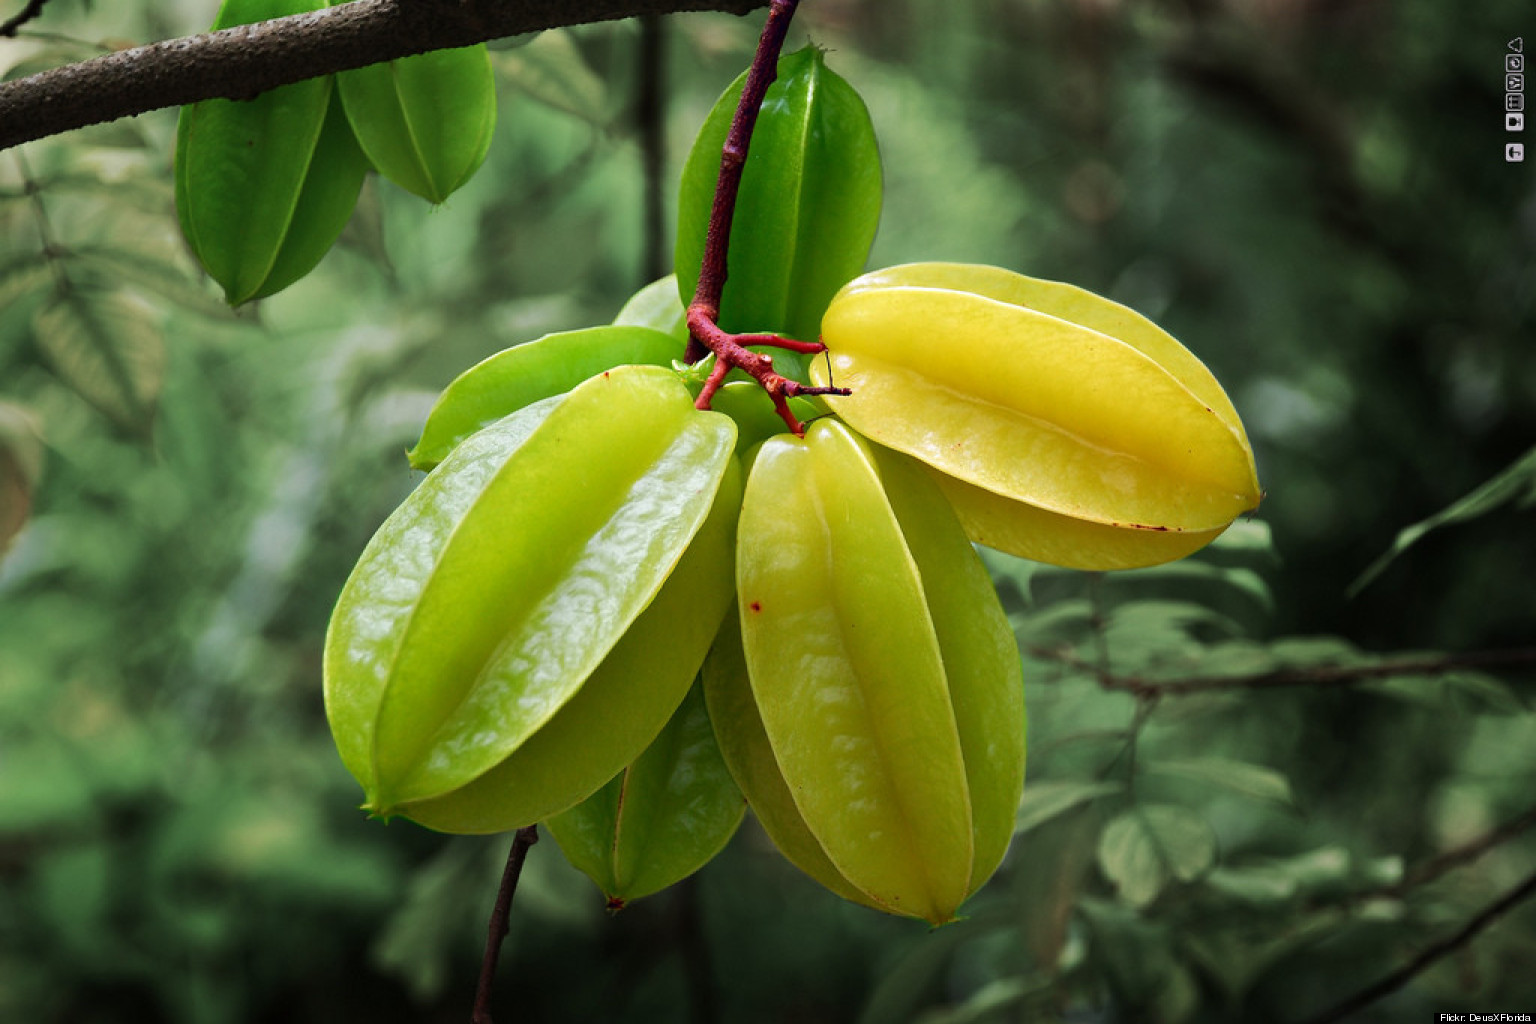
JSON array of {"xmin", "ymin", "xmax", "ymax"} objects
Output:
[
  {"xmin": 0, "ymin": 0, "xmax": 770, "ymax": 153},
  {"xmin": 1302, "ymin": 866, "xmax": 1536, "ymax": 1024},
  {"xmin": 1029, "ymin": 647, "xmax": 1536, "ymax": 699}
]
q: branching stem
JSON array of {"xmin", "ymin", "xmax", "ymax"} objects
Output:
[
  {"xmin": 683, "ymin": 0, "xmax": 849, "ymax": 435},
  {"xmin": 1302, "ymin": 866, "xmax": 1536, "ymax": 1024}
]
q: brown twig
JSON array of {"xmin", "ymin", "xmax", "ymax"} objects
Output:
[
  {"xmin": 1029, "ymin": 647, "xmax": 1536, "ymax": 699},
  {"xmin": 681, "ymin": 0, "xmax": 849, "ymax": 435},
  {"xmin": 0, "ymin": 0, "xmax": 770, "ymax": 153},
  {"xmin": 0, "ymin": 0, "xmax": 50, "ymax": 37},
  {"xmin": 471, "ymin": 825, "xmax": 540, "ymax": 1024},
  {"xmin": 1301, "ymin": 866, "xmax": 1536, "ymax": 1024},
  {"xmin": 1383, "ymin": 802, "xmax": 1536, "ymax": 900}
]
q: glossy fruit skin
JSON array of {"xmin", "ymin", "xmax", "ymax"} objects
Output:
[
  {"xmin": 334, "ymin": 41, "xmax": 497, "ymax": 204},
  {"xmin": 546, "ymin": 681, "xmax": 746, "ymax": 907},
  {"xmin": 676, "ymin": 46, "xmax": 881, "ymax": 350},
  {"xmin": 812, "ymin": 263, "xmax": 1262, "ymax": 569},
  {"xmin": 324, "ymin": 366, "xmax": 738, "ymax": 826},
  {"xmin": 717, "ymin": 418, "xmax": 1025, "ymax": 925},
  {"xmin": 407, "ymin": 325, "xmax": 682, "ymax": 471},
  {"xmin": 175, "ymin": 0, "xmax": 368, "ymax": 305},
  {"xmin": 400, "ymin": 457, "xmax": 741, "ymax": 833}
]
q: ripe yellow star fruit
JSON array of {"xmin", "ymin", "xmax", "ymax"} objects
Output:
[{"xmin": 812, "ymin": 262, "xmax": 1261, "ymax": 569}]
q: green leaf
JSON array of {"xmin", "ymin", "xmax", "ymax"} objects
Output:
[
  {"xmin": 1014, "ymin": 780, "xmax": 1123, "ymax": 836},
  {"xmin": 1098, "ymin": 804, "xmax": 1216, "ymax": 907},
  {"xmin": 0, "ymin": 254, "xmax": 55, "ymax": 311},
  {"xmin": 1143, "ymin": 758, "xmax": 1295, "ymax": 808},
  {"xmin": 66, "ymin": 244, "xmax": 228, "ymax": 316},
  {"xmin": 677, "ymin": 46, "xmax": 882, "ymax": 347},
  {"xmin": 1351, "ymin": 444, "xmax": 1536, "ymax": 595},
  {"xmin": 493, "ymin": 30, "xmax": 608, "ymax": 123},
  {"xmin": 32, "ymin": 288, "xmax": 164, "ymax": 433}
]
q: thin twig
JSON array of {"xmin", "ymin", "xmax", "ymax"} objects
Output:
[
  {"xmin": 0, "ymin": 0, "xmax": 50, "ymax": 38},
  {"xmin": 1301, "ymin": 867, "xmax": 1536, "ymax": 1024},
  {"xmin": 471, "ymin": 826, "xmax": 540, "ymax": 1024},
  {"xmin": 1029, "ymin": 647, "xmax": 1536, "ymax": 699},
  {"xmin": 1382, "ymin": 801, "xmax": 1536, "ymax": 900},
  {"xmin": 0, "ymin": 0, "xmax": 771, "ymax": 152}
]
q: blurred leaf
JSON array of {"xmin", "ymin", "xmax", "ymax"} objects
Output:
[
  {"xmin": 1014, "ymin": 779, "xmax": 1123, "ymax": 836},
  {"xmin": 35, "ymin": 841, "xmax": 111, "ymax": 957},
  {"xmin": 66, "ymin": 244, "xmax": 229, "ymax": 317},
  {"xmin": 1099, "ymin": 805, "xmax": 1217, "ymax": 907},
  {"xmin": 1443, "ymin": 669, "xmax": 1528, "ymax": 716},
  {"xmin": 858, "ymin": 915, "xmax": 1003, "ymax": 1024},
  {"xmin": 32, "ymin": 288, "xmax": 164, "ymax": 433},
  {"xmin": 373, "ymin": 840, "xmax": 489, "ymax": 1000},
  {"xmin": 0, "ymin": 401, "xmax": 43, "ymax": 553},
  {"xmin": 1204, "ymin": 864, "xmax": 1299, "ymax": 904},
  {"xmin": 0, "ymin": 253, "xmax": 55, "ymax": 310},
  {"xmin": 912, "ymin": 976, "xmax": 1034, "ymax": 1024},
  {"xmin": 1351, "ymin": 444, "xmax": 1536, "ymax": 595},
  {"xmin": 1200, "ymin": 518, "xmax": 1281, "ymax": 568},
  {"xmin": 1144, "ymin": 758, "xmax": 1296, "ymax": 809},
  {"xmin": 1078, "ymin": 898, "xmax": 1201, "ymax": 1023},
  {"xmin": 494, "ymin": 29, "xmax": 608, "ymax": 124},
  {"xmin": 0, "ymin": 735, "xmax": 95, "ymax": 833}
]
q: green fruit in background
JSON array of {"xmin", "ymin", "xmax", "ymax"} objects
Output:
[
  {"xmin": 722, "ymin": 418, "xmax": 1024, "ymax": 925},
  {"xmin": 613, "ymin": 274, "xmax": 689, "ymax": 344},
  {"xmin": 175, "ymin": 0, "xmax": 368, "ymax": 305},
  {"xmin": 407, "ymin": 325, "xmax": 683, "ymax": 471},
  {"xmin": 813, "ymin": 262, "xmax": 1262, "ymax": 569},
  {"xmin": 334, "ymin": 40, "xmax": 497, "ymax": 204},
  {"xmin": 324, "ymin": 366, "xmax": 737, "ymax": 823},
  {"xmin": 676, "ymin": 46, "xmax": 882, "ymax": 351},
  {"xmin": 546, "ymin": 681, "xmax": 746, "ymax": 908}
]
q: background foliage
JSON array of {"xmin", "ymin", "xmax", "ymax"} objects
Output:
[{"xmin": 1, "ymin": 0, "xmax": 1533, "ymax": 1021}]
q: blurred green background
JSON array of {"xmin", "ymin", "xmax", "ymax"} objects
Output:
[{"xmin": 1, "ymin": 0, "xmax": 1533, "ymax": 1021}]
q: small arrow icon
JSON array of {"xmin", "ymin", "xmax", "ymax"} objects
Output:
[{"xmin": 1513, "ymin": 37, "xmax": 1525, "ymax": 53}]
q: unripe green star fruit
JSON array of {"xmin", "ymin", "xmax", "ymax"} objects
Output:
[
  {"xmin": 401, "ymin": 457, "xmax": 741, "ymax": 834},
  {"xmin": 324, "ymin": 366, "xmax": 738, "ymax": 828},
  {"xmin": 717, "ymin": 418, "xmax": 1025, "ymax": 925},
  {"xmin": 407, "ymin": 325, "xmax": 683, "ymax": 471},
  {"xmin": 677, "ymin": 46, "xmax": 882, "ymax": 350},
  {"xmin": 546, "ymin": 681, "xmax": 746, "ymax": 908},
  {"xmin": 333, "ymin": 38, "xmax": 497, "ymax": 204},
  {"xmin": 175, "ymin": 0, "xmax": 369, "ymax": 305},
  {"xmin": 613, "ymin": 275, "xmax": 689, "ymax": 345},
  {"xmin": 812, "ymin": 263, "xmax": 1262, "ymax": 569}
]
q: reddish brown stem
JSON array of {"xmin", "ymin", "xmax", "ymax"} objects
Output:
[{"xmin": 682, "ymin": 0, "xmax": 849, "ymax": 435}]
